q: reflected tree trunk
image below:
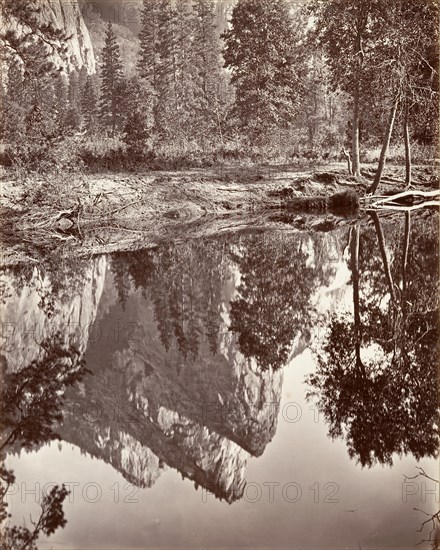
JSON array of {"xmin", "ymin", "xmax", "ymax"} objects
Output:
[
  {"xmin": 369, "ymin": 93, "xmax": 400, "ymax": 194},
  {"xmin": 403, "ymin": 102, "xmax": 412, "ymax": 187},
  {"xmin": 402, "ymin": 211, "xmax": 411, "ymax": 296},
  {"xmin": 401, "ymin": 211, "xmax": 411, "ymax": 332},
  {"xmin": 350, "ymin": 224, "xmax": 365, "ymax": 375},
  {"xmin": 371, "ymin": 212, "xmax": 397, "ymax": 303}
]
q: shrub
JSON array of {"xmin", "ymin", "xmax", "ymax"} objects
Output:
[
  {"xmin": 78, "ymin": 135, "xmax": 127, "ymax": 171},
  {"xmin": 329, "ymin": 189, "xmax": 359, "ymax": 210}
]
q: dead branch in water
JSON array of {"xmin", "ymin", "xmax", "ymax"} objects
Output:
[
  {"xmin": 403, "ymin": 467, "xmax": 440, "ymax": 547},
  {"xmin": 367, "ymin": 201, "xmax": 439, "ymax": 212}
]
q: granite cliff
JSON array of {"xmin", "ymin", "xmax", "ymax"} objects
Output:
[{"xmin": 2, "ymin": 0, "xmax": 96, "ymax": 73}]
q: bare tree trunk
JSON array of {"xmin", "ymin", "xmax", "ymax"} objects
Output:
[
  {"xmin": 350, "ymin": 224, "xmax": 365, "ymax": 375},
  {"xmin": 404, "ymin": 102, "xmax": 412, "ymax": 187},
  {"xmin": 369, "ymin": 93, "xmax": 400, "ymax": 194},
  {"xmin": 371, "ymin": 212, "xmax": 396, "ymax": 303},
  {"xmin": 352, "ymin": 86, "xmax": 361, "ymax": 178}
]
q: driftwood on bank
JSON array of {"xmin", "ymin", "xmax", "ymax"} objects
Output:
[{"xmin": 363, "ymin": 189, "xmax": 439, "ymax": 211}]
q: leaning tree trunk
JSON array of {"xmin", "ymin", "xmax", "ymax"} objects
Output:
[
  {"xmin": 369, "ymin": 93, "xmax": 400, "ymax": 194},
  {"xmin": 351, "ymin": 86, "xmax": 361, "ymax": 178},
  {"xmin": 394, "ymin": 210, "xmax": 411, "ymax": 361},
  {"xmin": 403, "ymin": 102, "xmax": 412, "ymax": 187},
  {"xmin": 371, "ymin": 211, "xmax": 402, "ymax": 359}
]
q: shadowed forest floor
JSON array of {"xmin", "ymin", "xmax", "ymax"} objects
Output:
[{"xmin": 1, "ymin": 162, "xmax": 438, "ymax": 265}]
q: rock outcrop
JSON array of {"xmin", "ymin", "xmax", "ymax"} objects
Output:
[{"xmin": 46, "ymin": 0, "xmax": 95, "ymax": 72}]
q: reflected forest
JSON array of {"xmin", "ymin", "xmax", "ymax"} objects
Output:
[{"xmin": 306, "ymin": 212, "xmax": 439, "ymax": 467}]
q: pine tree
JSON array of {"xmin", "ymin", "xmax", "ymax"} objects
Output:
[
  {"xmin": 155, "ymin": 0, "xmax": 179, "ymax": 140},
  {"xmin": 20, "ymin": 79, "xmax": 58, "ymax": 171},
  {"xmin": 123, "ymin": 77, "xmax": 155, "ymax": 158},
  {"xmin": 193, "ymin": 0, "xmax": 222, "ymax": 102},
  {"xmin": 137, "ymin": 0, "xmax": 161, "ymax": 87},
  {"xmin": 136, "ymin": 0, "xmax": 162, "ymax": 149},
  {"xmin": 165, "ymin": 0, "xmax": 204, "ymax": 146},
  {"xmin": 82, "ymin": 75, "xmax": 97, "ymax": 134},
  {"xmin": 136, "ymin": 0, "xmax": 230, "ymax": 150},
  {"xmin": 193, "ymin": 0, "xmax": 227, "ymax": 147},
  {"xmin": 5, "ymin": 54, "xmax": 62, "ymax": 171},
  {"xmin": 54, "ymin": 73, "xmax": 68, "ymax": 128},
  {"xmin": 223, "ymin": 0, "xmax": 305, "ymax": 142},
  {"xmin": 78, "ymin": 65, "xmax": 88, "ymax": 95},
  {"xmin": 139, "ymin": 0, "xmax": 208, "ymax": 143},
  {"xmin": 100, "ymin": 22, "xmax": 123, "ymax": 135},
  {"xmin": 3, "ymin": 42, "xmax": 71, "ymax": 171}
]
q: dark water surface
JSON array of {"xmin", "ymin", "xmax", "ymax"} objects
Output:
[{"xmin": 1, "ymin": 211, "xmax": 439, "ymax": 549}]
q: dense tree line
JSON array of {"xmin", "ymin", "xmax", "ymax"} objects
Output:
[
  {"xmin": 1, "ymin": 0, "xmax": 229, "ymax": 169},
  {"xmin": 311, "ymin": 0, "xmax": 438, "ymax": 185},
  {"xmin": 1, "ymin": 0, "xmax": 438, "ymax": 176}
]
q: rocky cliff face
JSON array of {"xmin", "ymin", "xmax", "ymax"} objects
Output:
[
  {"xmin": 58, "ymin": 231, "xmax": 352, "ymax": 503},
  {"xmin": 81, "ymin": 3, "xmax": 139, "ymax": 76},
  {"xmin": 52, "ymin": 253, "xmax": 286, "ymax": 502},
  {"xmin": 42, "ymin": 0, "xmax": 96, "ymax": 72},
  {"xmin": 3, "ymin": 0, "xmax": 95, "ymax": 73}
]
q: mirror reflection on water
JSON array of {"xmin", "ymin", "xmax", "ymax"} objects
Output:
[{"xmin": 1, "ymin": 211, "xmax": 439, "ymax": 549}]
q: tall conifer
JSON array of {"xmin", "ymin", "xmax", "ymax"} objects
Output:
[{"xmin": 100, "ymin": 22, "xmax": 123, "ymax": 135}]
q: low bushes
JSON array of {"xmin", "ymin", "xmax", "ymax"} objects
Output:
[
  {"xmin": 361, "ymin": 143, "xmax": 436, "ymax": 164},
  {"xmin": 3, "ymin": 127, "xmax": 437, "ymax": 176}
]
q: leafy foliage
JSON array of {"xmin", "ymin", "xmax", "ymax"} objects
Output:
[
  {"xmin": 229, "ymin": 234, "xmax": 323, "ymax": 370},
  {"xmin": 1, "ymin": 335, "xmax": 89, "ymax": 451},
  {"xmin": 0, "ymin": 335, "xmax": 89, "ymax": 549},
  {"xmin": 0, "ymin": 481, "xmax": 70, "ymax": 550}
]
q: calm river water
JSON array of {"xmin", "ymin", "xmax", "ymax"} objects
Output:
[{"xmin": 1, "ymin": 211, "xmax": 439, "ymax": 549}]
